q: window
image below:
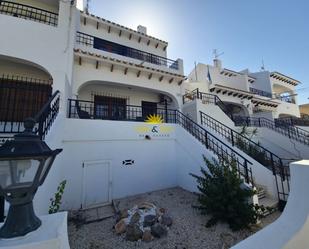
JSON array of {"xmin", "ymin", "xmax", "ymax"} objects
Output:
[
  {"xmin": 94, "ymin": 96, "xmax": 126, "ymax": 120},
  {"xmin": 0, "ymin": 79, "xmax": 52, "ymax": 122}
]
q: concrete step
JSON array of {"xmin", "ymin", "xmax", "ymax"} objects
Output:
[
  {"xmin": 258, "ymin": 197, "xmax": 278, "ymax": 216},
  {"xmin": 256, "ymin": 186, "xmax": 267, "ymax": 199}
]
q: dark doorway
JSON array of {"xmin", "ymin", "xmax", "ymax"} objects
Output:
[
  {"xmin": 142, "ymin": 101, "xmax": 157, "ymax": 120},
  {"xmin": 94, "ymin": 96, "xmax": 126, "ymax": 120}
]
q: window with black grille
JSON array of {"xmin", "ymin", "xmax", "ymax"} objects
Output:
[{"xmin": 0, "ymin": 76, "xmax": 52, "ymax": 122}]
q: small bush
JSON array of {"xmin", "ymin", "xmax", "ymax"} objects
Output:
[
  {"xmin": 49, "ymin": 180, "xmax": 67, "ymax": 214},
  {"xmin": 190, "ymin": 156, "xmax": 259, "ymax": 231}
]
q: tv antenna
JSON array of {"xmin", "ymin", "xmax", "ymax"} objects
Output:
[
  {"xmin": 213, "ymin": 49, "xmax": 224, "ymax": 59},
  {"xmin": 260, "ymin": 59, "xmax": 266, "ymax": 71}
]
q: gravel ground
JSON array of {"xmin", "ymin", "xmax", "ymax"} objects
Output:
[{"xmin": 68, "ymin": 187, "xmax": 280, "ymax": 249}]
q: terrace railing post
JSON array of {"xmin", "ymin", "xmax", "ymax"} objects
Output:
[
  {"xmin": 279, "ymin": 158, "xmax": 285, "ymax": 181},
  {"xmin": 231, "ymin": 130, "xmax": 235, "ymax": 146},
  {"xmin": 37, "ymin": 112, "xmax": 44, "ymax": 140},
  {"xmin": 68, "ymin": 99, "xmax": 72, "ymax": 118},
  {"xmin": 244, "ymin": 160, "xmax": 249, "ymax": 184},
  {"xmin": 0, "ymin": 196, "xmax": 4, "ymax": 223},
  {"xmin": 270, "ymin": 153, "xmax": 276, "ymax": 175},
  {"xmin": 205, "ymin": 132, "xmax": 209, "ymax": 149},
  {"xmin": 164, "ymin": 99, "xmax": 168, "ymax": 123}
]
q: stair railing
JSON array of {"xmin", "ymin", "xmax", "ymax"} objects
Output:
[
  {"xmin": 174, "ymin": 110, "xmax": 253, "ymax": 185},
  {"xmin": 200, "ymin": 111, "xmax": 294, "ymax": 203},
  {"xmin": 34, "ymin": 90, "xmax": 60, "ymax": 140},
  {"xmin": 233, "ymin": 116, "xmax": 309, "ymax": 146},
  {"xmin": 183, "ymin": 89, "xmax": 234, "ymax": 120}
]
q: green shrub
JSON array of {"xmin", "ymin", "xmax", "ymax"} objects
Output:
[
  {"xmin": 190, "ymin": 156, "xmax": 259, "ymax": 230},
  {"xmin": 49, "ymin": 180, "xmax": 67, "ymax": 214}
]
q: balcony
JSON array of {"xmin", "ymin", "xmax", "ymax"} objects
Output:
[
  {"xmin": 76, "ymin": 32, "xmax": 179, "ymax": 70},
  {"xmin": 276, "ymin": 95, "xmax": 296, "ymax": 104},
  {"xmin": 0, "ymin": 1, "xmax": 58, "ymax": 26},
  {"xmin": 68, "ymin": 99, "xmax": 177, "ymax": 123},
  {"xmin": 249, "ymin": 87, "xmax": 272, "ymax": 98}
]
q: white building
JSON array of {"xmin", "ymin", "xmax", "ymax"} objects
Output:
[
  {"xmin": 0, "ymin": 0, "xmax": 307, "ymax": 220},
  {"xmin": 186, "ymin": 59, "xmax": 301, "ymax": 119}
]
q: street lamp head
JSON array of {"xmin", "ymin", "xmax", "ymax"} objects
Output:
[{"xmin": 0, "ymin": 118, "xmax": 62, "ymax": 238}]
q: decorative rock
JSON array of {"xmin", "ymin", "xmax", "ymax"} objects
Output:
[
  {"xmin": 120, "ymin": 209, "xmax": 129, "ymax": 219},
  {"xmin": 130, "ymin": 212, "xmax": 141, "ymax": 225},
  {"xmin": 126, "ymin": 224, "xmax": 143, "ymax": 241},
  {"xmin": 159, "ymin": 208, "xmax": 166, "ymax": 214},
  {"xmin": 151, "ymin": 223, "xmax": 167, "ymax": 238},
  {"xmin": 220, "ymin": 232, "xmax": 236, "ymax": 249},
  {"xmin": 143, "ymin": 215, "xmax": 157, "ymax": 227},
  {"xmin": 142, "ymin": 229, "xmax": 153, "ymax": 242},
  {"xmin": 115, "ymin": 218, "xmax": 127, "ymax": 234},
  {"xmin": 161, "ymin": 214, "xmax": 172, "ymax": 227},
  {"xmin": 138, "ymin": 202, "xmax": 155, "ymax": 210}
]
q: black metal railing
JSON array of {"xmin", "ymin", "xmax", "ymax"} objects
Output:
[
  {"xmin": 234, "ymin": 116, "xmax": 309, "ymax": 146},
  {"xmin": 0, "ymin": 1, "xmax": 58, "ymax": 26},
  {"xmin": 275, "ymin": 117, "xmax": 309, "ymax": 127},
  {"xmin": 200, "ymin": 111, "xmax": 294, "ymax": 203},
  {"xmin": 0, "ymin": 90, "xmax": 60, "ymax": 144},
  {"xmin": 34, "ymin": 90, "xmax": 60, "ymax": 140},
  {"xmin": 175, "ymin": 110, "xmax": 253, "ymax": 185},
  {"xmin": 76, "ymin": 32, "xmax": 179, "ymax": 70},
  {"xmin": 182, "ymin": 89, "xmax": 233, "ymax": 119},
  {"xmin": 249, "ymin": 87, "xmax": 272, "ymax": 98},
  {"xmin": 0, "ymin": 75, "xmax": 53, "ymax": 133},
  {"xmin": 68, "ymin": 99, "xmax": 177, "ymax": 123},
  {"xmin": 68, "ymin": 98, "xmax": 253, "ymax": 185}
]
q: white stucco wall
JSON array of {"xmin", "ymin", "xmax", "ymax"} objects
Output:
[
  {"xmin": 256, "ymin": 127, "xmax": 309, "ymax": 159},
  {"xmin": 58, "ymin": 119, "xmax": 178, "ymax": 210},
  {"xmin": 232, "ymin": 160, "xmax": 309, "ymax": 249},
  {"xmin": 273, "ymin": 100, "xmax": 300, "ymax": 118},
  {"xmin": 0, "ymin": 58, "xmax": 51, "ymax": 81},
  {"xmin": 250, "ymin": 71, "xmax": 272, "ymax": 94},
  {"xmin": 32, "ymin": 117, "xmax": 232, "ymax": 212},
  {"xmin": 0, "ymin": 1, "xmax": 77, "ymax": 115},
  {"xmin": 72, "ymin": 57, "xmax": 183, "ymax": 108},
  {"xmin": 78, "ymin": 82, "xmax": 162, "ymax": 107}
]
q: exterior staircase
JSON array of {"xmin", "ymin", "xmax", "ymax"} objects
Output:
[
  {"xmin": 199, "ymin": 111, "xmax": 293, "ymax": 210},
  {"xmin": 182, "ymin": 88, "xmax": 293, "ymax": 210},
  {"xmin": 173, "ymin": 110, "xmax": 254, "ymax": 186},
  {"xmin": 256, "ymin": 185, "xmax": 278, "ymax": 216},
  {"xmin": 183, "ymin": 88, "xmax": 234, "ymax": 121}
]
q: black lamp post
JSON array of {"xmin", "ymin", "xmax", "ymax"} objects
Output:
[{"xmin": 0, "ymin": 118, "xmax": 62, "ymax": 238}]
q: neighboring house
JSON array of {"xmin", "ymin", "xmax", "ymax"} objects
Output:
[
  {"xmin": 0, "ymin": 0, "xmax": 307, "ymax": 218},
  {"xmin": 186, "ymin": 59, "xmax": 301, "ymax": 120},
  {"xmin": 299, "ymin": 103, "xmax": 309, "ymax": 118}
]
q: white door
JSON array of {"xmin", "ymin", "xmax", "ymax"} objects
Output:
[{"xmin": 82, "ymin": 160, "xmax": 111, "ymax": 209}]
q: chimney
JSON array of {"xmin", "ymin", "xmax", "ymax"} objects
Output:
[
  {"xmin": 137, "ymin": 25, "xmax": 147, "ymax": 35},
  {"xmin": 213, "ymin": 59, "xmax": 222, "ymax": 70}
]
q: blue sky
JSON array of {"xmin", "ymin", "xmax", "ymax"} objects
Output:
[{"xmin": 89, "ymin": 0, "xmax": 309, "ymax": 104}]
